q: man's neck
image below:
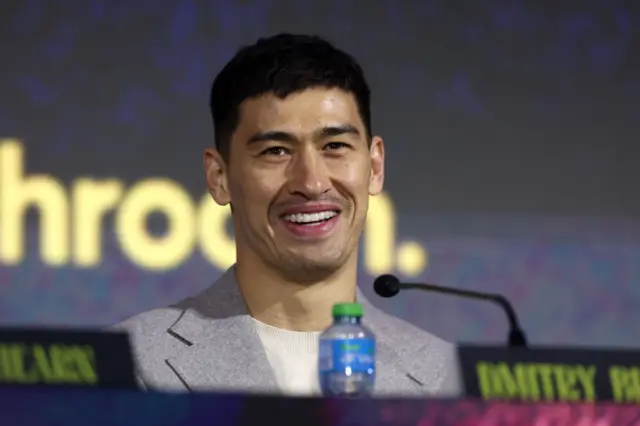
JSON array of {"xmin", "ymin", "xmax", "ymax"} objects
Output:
[{"xmin": 235, "ymin": 256, "xmax": 358, "ymax": 332}]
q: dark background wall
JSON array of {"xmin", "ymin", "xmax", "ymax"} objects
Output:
[{"xmin": 0, "ymin": 0, "xmax": 638, "ymax": 347}]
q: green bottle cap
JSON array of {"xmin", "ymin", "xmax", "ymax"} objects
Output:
[{"xmin": 332, "ymin": 303, "xmax": 363, "ymax": 317}]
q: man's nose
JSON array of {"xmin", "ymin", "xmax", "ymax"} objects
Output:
[{"xmin": 286, "ymin": 149, "xmax": 331, "ymax": 198}]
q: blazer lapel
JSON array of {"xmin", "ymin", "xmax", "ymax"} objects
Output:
[
  {"xmin": 163, "ymin": 268, "xmax": 278, "ymax": 392},
  {"xmin": 356, "ymin": 291, "xmax": 428, "ymax": 396}
]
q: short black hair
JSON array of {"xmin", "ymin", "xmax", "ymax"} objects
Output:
[{"xmin": 209, "ymin": 33, "xmax": 372, "ymax": 159}]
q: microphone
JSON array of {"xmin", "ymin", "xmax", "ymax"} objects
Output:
[{"xmin": 373, "ymin": 274, "xmax": 528, "ymax": 348}]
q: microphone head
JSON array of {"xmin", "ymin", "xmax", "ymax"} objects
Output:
[{"xmin": 373, "ymin": 274, "xmax": 401, "ymax": 298}]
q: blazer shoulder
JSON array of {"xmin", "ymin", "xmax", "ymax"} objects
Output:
[
  {"xmin": 109, "ymin": 306, "xmax": 187, "ymax": 363},
  {"xmin": 367, "ymin": 303, "xmax": 454, "ymax": 352},
  {"xmin": 111, "ymin": 306, "xmax": 184, "ymax": 337}
]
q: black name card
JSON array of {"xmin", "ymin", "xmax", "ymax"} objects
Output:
[
  {"xmin": 459, "ymin": 345, "xmax": 640, "ymax": 404},
  {"xmin": 0, "ymin": 328, "xmax": 137, "ymax": 389}
]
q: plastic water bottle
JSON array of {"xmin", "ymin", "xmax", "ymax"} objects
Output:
[{"xmin": 318, "ymin": 302, "xmax": 376, "ymax": 397}]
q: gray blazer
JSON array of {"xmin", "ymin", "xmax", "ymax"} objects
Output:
[{"xmin": 114, "ymin": 267, "xmax": 462, "ymax": 397}]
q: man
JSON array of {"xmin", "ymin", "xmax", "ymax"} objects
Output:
[{"xmin": 115, "ymin": 33, "xmax": 460, "ymax": 397}]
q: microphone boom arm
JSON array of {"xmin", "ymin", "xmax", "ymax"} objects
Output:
[{"xmin": 400, "ymin": 282, "xmax": 528, "ymax": 347}]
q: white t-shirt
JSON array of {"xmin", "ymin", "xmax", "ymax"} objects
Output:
[{"xmin": 252, "ymin": 318, "xmax": 321, "ymax": 396}]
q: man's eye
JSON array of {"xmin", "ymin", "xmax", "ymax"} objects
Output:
[
  {"xmin": 261, "ymin": 146, "xmax": 289, "ymax": 156},
  {"xmin": 325, "ymin": 142, "xmax": 350, "ymax": 151}
]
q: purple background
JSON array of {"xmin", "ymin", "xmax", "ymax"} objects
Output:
[{"xmin": 0, "ymin": 0, "xmax": 639, "ymax": 347}]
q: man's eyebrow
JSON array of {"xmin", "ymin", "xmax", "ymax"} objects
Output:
[
  {"xmin": 246, "ymin": 124, "xmax": 361, "ymax": 145},
  {"xmin": 247, "ymin": 131, "xmax": 297, "ymax": 144},
  {"xmin": 315, "ymin": 124, "xmax": 360, "ymax": 139}
]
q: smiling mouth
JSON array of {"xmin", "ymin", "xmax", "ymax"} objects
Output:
[{"xmin": 282, "ymin": 210, "xmax": 340, "ymax": 225}]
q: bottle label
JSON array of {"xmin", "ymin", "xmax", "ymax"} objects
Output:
[{"xmin": 319, "ymin": 338, "xmax": 376, "ymax": 374}]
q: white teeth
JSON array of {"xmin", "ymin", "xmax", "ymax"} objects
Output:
[{"xmin": 284, "ymin": 211, "xmax": 338, "ymax": 224}]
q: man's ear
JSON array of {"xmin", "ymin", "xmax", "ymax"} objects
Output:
[
  {"xmin": 203, "ymin": 148, "xmax": 231, "ymax": 205},
  {"xmin": 368, "ymin": 136, "xmax": 385, "ymax": 196}
]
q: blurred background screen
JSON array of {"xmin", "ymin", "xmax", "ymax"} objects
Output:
[{"xmin": 0, "ymin": 0, "xmax": 638, "ymax": 347}]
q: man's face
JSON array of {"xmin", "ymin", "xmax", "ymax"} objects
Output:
[{"xmin": 204, "ymin": 88, "xmax": 384, "ymax": 280}]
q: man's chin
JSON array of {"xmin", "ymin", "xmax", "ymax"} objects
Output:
[{"xmin": 275, "ymin": 253, "xmax": 347, "ymax": 282}]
